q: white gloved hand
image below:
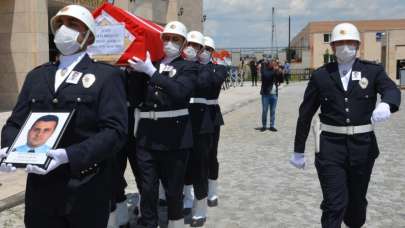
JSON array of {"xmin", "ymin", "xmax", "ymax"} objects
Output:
[
  {"xmin": 127, "ymin": 51, "xmax": 157, "ymax": 77},
  {"xmin": 0, "ymin": 147, "xmax": 16, "ymax": 172},
  {"xmin": 371, "ymin": 102, "xmax": 391, "ymax": 123},
  {"xmin": 0, "ymin": 147, "xmax": 7, "ymax": 159},
  {"xmin": 289, "ymin": 152, "xmax": 306, "ymax": 169},
  {"xmin": 25, "ymin": 149, "xmax": 69, "ymax": 175}
]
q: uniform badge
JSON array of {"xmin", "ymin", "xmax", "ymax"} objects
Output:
[
  {"xmin": 159, "ymin": 63, "xmax": 166, "ymax": 73},
  {"xmin": 66, "ymin": 71, "xmax": 82, "ymax": 84},
  {"xmin": 169, "ymin": 69, "xmax": 177, "ymax": 78},
  {"xmin": 82, "ymin": 74, "xmax": 96, "ymax": 88},
  {"xmin": 359, "ymin": 77, "xmax": 368, "ymax": 89},
  {"xmin": 166, "ymin": 66, "xmax": 174, "ymax": 72},
  {"xmin": 351, "ymin": 71, "xmax": 361, "ymax": 81},
  {"xmin": 160, "ymin": 63, "xmax": 175, "ymax": 77}
]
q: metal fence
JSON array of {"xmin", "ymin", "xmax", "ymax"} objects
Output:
[
  {"xmin": 221, "ymin": 67, "xmax": 314, "ymax": 90},
  {"xmin": 290, "ymin": 68, "xmax": 314, "ymax": 81}
]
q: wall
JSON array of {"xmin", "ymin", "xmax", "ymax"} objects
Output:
[
  {"xmin": 384, "ymin": 30, "xmax": 405, "ymax": 81},
  {"xmin": 312, "ymin": 33, "xmax": 333, "ymax": 68},
  {"xmin": 362, "ymin": 31, "xmax": 382, "ymax": 63},
  {"xmin": 132, "ymin": 0, "xmax": 203, "ymax": 32},
  {"xmin": 175, "ymin": 0, "xmax": 203, "ymax": 32},
  {"xmin": 0, "ymin": 0, "xmax": 49, "ymax": 110},
  {"xmin": 133, "ymin": 0, "xmax": 168, "ymax": 25},
  {"xmin": 231, "ymin": 51, "xmax": 241, "ymax": 66}
]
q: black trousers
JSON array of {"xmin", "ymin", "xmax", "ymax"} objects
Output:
[
  {"xmin": 251, "ymin": 74, "xmax": 258, "ymax": 86},
  {"xmin": 315, "ymin": 133, "xmax": 376, "ymax": 228},
  {"xmin": 113, "ymin": 135, "xmax": 141, "ymax": 207},
  {"xmin": 111, "ymin": 107, "xmax": 141, "ymax": 211},
  {"xmin": 25, "ymin": 200, "xmax": 110, "ymax": 228},
  {"xmin": 136, "ymin": 145, "xmax": 189, "ymax": 228},
  {"xmin": 285, "ymin": 73, "xmax": 290, "ymax": 84},
  {"xmin": 185, "ymin": 133, "xmax": 213, "ymax": 200},
  {"xmin": 208, "ymin": 126, "xmax": 221, "ymax": 180}
]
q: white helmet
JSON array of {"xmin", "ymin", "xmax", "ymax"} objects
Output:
[
  {"xmin": 50, "ymin": 5, "xmax": 96, "ymax": 36},
  {"xmin": 162, "ymin": 21, "xmax": 187, "ymax": 39},
  {"xmin": 204, "ymin": 36, "xmax": 215, "ymax": 50},
  {"xmin": 331, "ymin": 23, "xmax": 361, "ymax": 43},
  {"xmin": 186, "ymin": 31, "xmax": 204, "ymax": 46}
]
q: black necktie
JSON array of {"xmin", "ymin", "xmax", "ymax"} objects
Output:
[{"xmin": 28, "ymin": 149, "xmax": 35, "ymax": 153}]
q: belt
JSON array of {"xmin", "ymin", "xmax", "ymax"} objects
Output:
[
  {"xmin": 207, "ymin": 99, "xmax": 219, "ymax": 105},
  {"xmin": 140, "ymin": 109, "xmax": 189, "ymax": 120},
  {"xmin": 189, "ymin": 98, "xmax": 219, "ymax": 105},
  {"xmin": 320, "ymin": 123, "xmax": 374, "ymax": 135}
]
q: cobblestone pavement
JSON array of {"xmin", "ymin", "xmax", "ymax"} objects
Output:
[{"xmin": 1, "ymin": 83, "xmax": 405, "ymax": 227}]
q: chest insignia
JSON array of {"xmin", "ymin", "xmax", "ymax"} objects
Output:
[
  {"xmin": 359, "ymin": 77, "xmax": 368, "ymax": 89},
  {"xmin": 82, "ymin": 74, "xmax": 96, "ymax": 88}
]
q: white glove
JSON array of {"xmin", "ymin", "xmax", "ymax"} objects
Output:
[
  {"xmin": 26, "ymin": 149, "xmax": 69, "ymax": 175},
  {"xmin": 371, "ymin": 102, "xmax": 391, "ymax": 123},
  {"xmin": 289, "ymin": 152, "xmax": 306, "ymax": 169},
  {"xmin": 0, "ymin": 147, "xmax": 7, "ymax": 159},
  {"xmin": 0, "ymin": 147, "xmax": 16, "ymax": 172},
  {"xmin": 127, "ymin": 51, "xmax": 157, "ymax": 77}
]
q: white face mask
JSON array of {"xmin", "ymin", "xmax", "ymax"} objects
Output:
[
  {"xmin": 335, "ymin": 44, "xmax": 357, "ymax": 64},
  {"xmin": 183, "ymin": 46, "xmax": 198, "ymax": 61},
  {"xmin": 199, "ymin": 50, "xmax": 211, "ymax": 64},
  {"xmin": 163, "ymin": 41, "xmax": 181, "ymax": 58},
  {"xmin": 54, "ymin": 25, "xmax": 88, "ymax": 56}
]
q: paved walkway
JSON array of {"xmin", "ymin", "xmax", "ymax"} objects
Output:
[{"xmin": 1, "ymin": 82, "xmax": 404, "ymax": 228}]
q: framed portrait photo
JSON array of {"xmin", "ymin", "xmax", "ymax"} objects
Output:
[{"xmin": 1, "ymin": 111, "xmax": 74, "ymax": 169}]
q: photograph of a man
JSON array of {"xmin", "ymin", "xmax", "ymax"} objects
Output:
[{"xmin": 14, "ymin": 115, "xmax": 59, "ymax": 153}]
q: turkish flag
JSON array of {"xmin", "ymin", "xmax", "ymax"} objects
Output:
[
  {"xmin": 212, "ymin": 49, "xmax": 232, "ymax": 65},
  {"xmin": 92, "ymin": 3, "xmax": 165, "ymax": 64}
]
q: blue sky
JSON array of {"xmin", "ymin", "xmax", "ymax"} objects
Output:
[{"xmin": 203, "ymin": 0, "xmax": 405, "ymax": 48}]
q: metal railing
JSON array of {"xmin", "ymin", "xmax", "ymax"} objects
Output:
[
  {"xmin": 222, "ymin": 66, "xmax": 244, "ymax": 90},
  {"xmin": 290, "ymin": 68, "xmax": 314, "ymax": 81}
]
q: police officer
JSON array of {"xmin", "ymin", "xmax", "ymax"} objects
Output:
[
  {"xmin": 0, "ymin": 5, "xmax": 128, "ymax": 228},
  {"xmin": 182, "ymin": 31, "xmax": 215, "ymax": 227},
  {"xmin": 198, "ymin": 36, "xmax": 227, "ymax": 207},
  {"xmin": 290, "ymin": 23, "xmax": 401, "ymax": 228},
  {"xmin": 127, "ymin": 21, "xmax": 198, "ymax": 228}
]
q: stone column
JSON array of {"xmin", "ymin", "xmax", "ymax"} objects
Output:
[
  {"xmin": 176, "ymin": 0, "xmax": 203, "ymax": 32},
  {"xmin": 0, "ymin": 0, "xmax": 49, "ymax": 109}
]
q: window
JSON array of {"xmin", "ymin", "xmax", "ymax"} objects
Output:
[
  {"xmin": 376, "ymin": 32, "xmax": 385, "ymax": 42},
  {"xmin": 323, "ymin": 33, "xmax": 331, "ymax": 43}
]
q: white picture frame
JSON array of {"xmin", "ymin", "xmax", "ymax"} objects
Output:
[{"xmin": 1, "ymin": 111, "xmax": 74, "ymax": 169}]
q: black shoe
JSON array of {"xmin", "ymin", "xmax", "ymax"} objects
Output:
[
  {"xmin": 134, "ymin": 206, "xmax": 139, "ymax": 215},
  {"xmin": 269, "ymin": 127, "xmax": 278, "ymax": 132},
  {"xmin": 260, "ymin": 127, "xmax": 266, "ymax": 132},
  {"xmin": 190, "ymin": 217, "xmax": 206, "ymax": 227},
  {"xmin": 183, "ymin": 207, "xmax": 192, "ymax": 215},
  {"xmin": 119, "ymin": 223, "xmax": 130, "ymax": 228},
  {"xmin": 134, "ymin": 220, "xmax": 149, "ymax": 228},
  {"xmin": 207, "ymin": 198, "xmax": 218, "ymax": 207}
]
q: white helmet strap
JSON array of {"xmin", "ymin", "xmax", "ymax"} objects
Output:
[{"xmin": 79, "ymin": 30, "xmax": 91, "ymax": 50}]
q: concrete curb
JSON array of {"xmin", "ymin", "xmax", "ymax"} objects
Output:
[{"xmin": 0, "ymin": 191, "xmax": 24, "ymax": 212}]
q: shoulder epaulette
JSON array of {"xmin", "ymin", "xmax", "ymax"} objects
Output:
[
  {"xmin": 358, "ymin": 59, "xmax": 381, "ymax": 66},
  {"xmin": 32, "ymin": 62, "xmax": 55, "ymax": 70}
]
